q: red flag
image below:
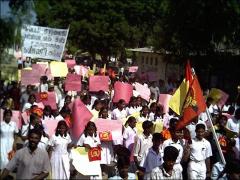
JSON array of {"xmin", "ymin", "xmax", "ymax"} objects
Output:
[
  {"xmin": 176, "ymin": 61, "xmax": 206, "ymax": 129},
  {"xmin": 88, "ymin": 147, "xmax": 101, "ymax": 161},
  {"xmin": 71, "ymin": 98, "xmax": 93, "ymax": 142}
]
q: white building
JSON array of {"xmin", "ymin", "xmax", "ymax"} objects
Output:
[{"xmin": 128, "ymin": 47, "xmax": 183, "ymax": 82}]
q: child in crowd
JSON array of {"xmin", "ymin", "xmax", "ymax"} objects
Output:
[
  {"xmin": 109, "ymin": 155, "xmax": 136, "ymax": 180},
  {"xmin": 0, "ymin": 109, "xmax": 19, "ymax": 170},
  {"xmin": 140, "ymin": 133, "xmax": 164, "ymax": 178},
  {"xmin": 21, "ymin": 113, "xmax": 41, "ymax": 141},
  {"xmin": 123, "ymin": 117, "xmax": 137, "ymax": 151},
  {"xmin": 126, "ymin": 96, "xmax": 138, "ymax": 116},
  {"xmin": 22, "ymin": 94, "xmax": 37, "ymax": 112},
  {"xmin": 48, "ymin": 120, "xmax": 74, "ymax": 179},
  {"xmin": 111, "ymin": 99, "xmax": 127, "ymax": 120},
  {"xmin": 134, "ymin": 120, "xmax": 153, "ymax": 168},
  {"xmin": 90, "ymin": 99, "xmax": 103, "ymax": 122},
  {"xmin": 138, "ymin": 105, "xmax": 149, "ymax": 122},
  {"xmin": 99, "ymin": 107, "xmax": 110, "ymax": 119},
  {"xmin": 42, "ymin": 105, "xmax": 54, "ymax": 121},
  {"xmin": 147, "ymin": 146, "xmax": 182, "ymax": 179},
  {"xmin": 77, "ymin": 121, "xmax": 101, "ymax": 148},
  {"xmin": 162, "ymin": 127, "xmax": 186, "ymax": 173},
  {"xmin": 98, "ymin": 107, "xmax": 114, "ymax": 177},
  {"xmin": 187, "ymin": 123, "xmax": 212, "ymax": 180}
]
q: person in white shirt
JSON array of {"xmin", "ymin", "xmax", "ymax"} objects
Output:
[
  {"xmin": 38, "ymin": 76, "xmax": 48, "ymax": 93},
  {"xmin": 123, "ymin": 117, "xmax": 137, "ymax": 151},
  {"xmin": 126, "ymin": 97, "xmax": 138, "ymax": 116},
  {"xmin": 22, "ymin": 94, "xmax": 38, "ymax": 112},
  {"xmin": 149, "ymin": 82, "xmax": 160, "ymax": 101},
  {"xmin": 162, "ymin": 128, "xmax": 185, "ymax": 172},
  {"xmin": 187, "ymin": 123, "xmax": 212, "ymax": 180},
  {"xmin": 140, "ymin": 133, "xmax": 164, "ymax": 178},
  {"xmin": 226, "ymin": 108, "xmax": 240, "ymax": 134},
  {"xmin": 111, "ymin": 99, "xmax": 127, "ymax": 120},
  {"xmin": 147, "ymin": 146, "xmax": 182, "ymax": 180},
  {"xmin": 134, "ymin": 121, "xmax": 153, "ymax": 167},
  {"xmin": 137, "ymin": 105, "xmax": 150, "ymax": 122}
]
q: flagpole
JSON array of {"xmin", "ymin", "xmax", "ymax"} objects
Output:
[
  {"xmin": 60, "ymin": 25, "xmax": 70, "ymax": 61},
  {"xmin": 205, "ymin": 108, "xmax": 226, "ymax": 165}
]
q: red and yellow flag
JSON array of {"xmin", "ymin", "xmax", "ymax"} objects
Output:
[{"xmin": 169, "ymin": 61, "xmax": 206, "ymax": 129}]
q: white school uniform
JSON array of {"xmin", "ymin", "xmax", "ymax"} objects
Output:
[
  {"xmin": 133, "ymin": 134, "xmax": 153, "ymax": 164},
  {"xmin": 77, "ymin": 133, "xmax": 101, "ymax": 148},
  {"xmin": 137, "ymin": 115, "xmax": 149, "ymax": 122},
  {"xmin": 111, "ymin": 108, "xmax": 127, "ymax": 120},
  {"xmin": 0, "ymin": 121, "xmax": 19, "ymax": 169},
  {"xmin": 226, "ymin": 117, "xmax": 240, "ymax": 133},
  {"xmin": 126, "ymin": 107, "xmax": 138, "ymax": 116},
  {"xmin": 188, "ymin": 138, "xmax": 212, "ymax": 180},
  {"xmin": 123, "ymin": 126, "xmax": 137, "ymax": 151},
  {"xmin": 48, "ymin": 134, "xmax": 72, "ymax": 179},
  {"xmin": 162, "ymin": 138, "xmax": 185, "ymax": 172}
]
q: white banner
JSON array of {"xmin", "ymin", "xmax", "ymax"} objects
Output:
[{"xmin": 21, "ymin": 24, "xmax": 69, "ymax": 61}]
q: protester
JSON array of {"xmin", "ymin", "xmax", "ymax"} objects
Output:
[
  {"xmin": 187, "ymin": 123, "xmax": 212, "ymax": 180},
  {"xmin": 146, "ymin": 146, "xmax": 182, "ymax": 179},
  {"xmin": 140, "ymin": 133, "xmax": 164, "ymax": 178},
  {"xmin": 48, "ymin": 120, "xmax": 74, "ymax": 179},
  {"xmin": 1, "ymin": 58, "xmax": 239, "ymax": 180},
  {"xmin": 0, "ymin": 109, "xmax": 19, "ymax": 170},
  {"xmin": 0, "ymin": 129, "xmax": 51, "ymax": 180}
]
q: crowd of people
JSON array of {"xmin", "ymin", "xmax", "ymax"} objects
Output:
[{"xmin": 0, "ymin": 59, "xmax": 240, "ymax": 180}]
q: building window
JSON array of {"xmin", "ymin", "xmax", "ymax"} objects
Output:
[
  {"xmin": 146, "ymin": 56, "xmax": 149, "ymax": 64},
  {"xmin": 155, "ymin": 57, "xmax": 158, "ymax": 66},
  {"xmin": 142, "ymin": 56, "xmax": 144, "ymax": 64},
  {"xmin": 150, "ymin": 57, "xmax": 153, "ymax": 65}
]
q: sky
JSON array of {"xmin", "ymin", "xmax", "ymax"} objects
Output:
[{"xmin": 0, "ymin": 0, "xmax": 37, "ymax": 24}]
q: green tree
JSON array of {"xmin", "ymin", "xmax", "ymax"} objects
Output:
[
  {"xmin": 151, "ymin": 0, "xmax": 240, "ymax": 57},
  {"xmin": 35, "ymin": 0, "xmax": 163, "ymax": 62}
]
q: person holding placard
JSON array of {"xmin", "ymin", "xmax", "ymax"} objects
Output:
[{"xmin": 98, "ymin": 107, "xmax": 114, "ymax": 177}]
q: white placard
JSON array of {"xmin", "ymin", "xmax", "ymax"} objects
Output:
[{"xmin": 21, "ymin": 24, "xmax": 69, "ymax": 61}]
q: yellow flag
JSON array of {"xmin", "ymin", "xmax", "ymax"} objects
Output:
[{"xmin": 169, "ymin": 79, "xmax": 189, "ymax": 115}]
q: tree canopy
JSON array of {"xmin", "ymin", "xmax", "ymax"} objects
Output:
[{"xmin": 1, "ymin": 0, "xmax": 240, "ymax": 62}]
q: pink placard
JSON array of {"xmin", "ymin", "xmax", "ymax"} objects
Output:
[
  {"xmin": 95, "ymin": 119, "xmax": 123, "ymax": 141},
  {"xmin": 43, "ymin": 119, "xmax": 58, "ymax": 137},
  {"xmin": 113, "ymin": 81, "xmax": 133, "ymax": 104},
  {"xmin": 35, "ymin": 92, "xmax": 57, "ymax": 110},
  {"xmin": 134, "ymin": 82, "xmax": 151, "ymax": 101},
  {"xmin": 65, "ymin": 74, "xmax": 82, "ymax": 91},
  {"xmin": 65, "ymin": 59, "xmax": 76, "ymax": 68},
  {"xmin": 128, "ymin": 66, "xmax": 138, "ymax": 73},
  {"xmin": 21, "ymin": 70, "xmax": 40, "ymax": 86},
  {"xmin": 147, "ymin": 71, "xmax": 158, "ymax": 82},
  {"xmin": 32, "ymin": 64, "xmax": 52, "ymax": 78},
  {"xmin": 71, "ymin": 98, "xmax": 93, "ymax": 141},
  {"xmin": 0, "ymin": 109, "xmax": 22, "ymax": 129},
  {"xmin": 89, "ymin": 76, "xmax": 109, "ymax": 92},
  {"xmin": 74, "ymin": 65, "xmax": 89, "ymax": 77},
  {"xmin": 158, "ymin": 94, "xmax": 172, "ymax": 113}
]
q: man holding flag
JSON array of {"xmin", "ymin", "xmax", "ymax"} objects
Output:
[{"xmin": 169, "ymin": 61, "xmax": 226, "ymax": 179}]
